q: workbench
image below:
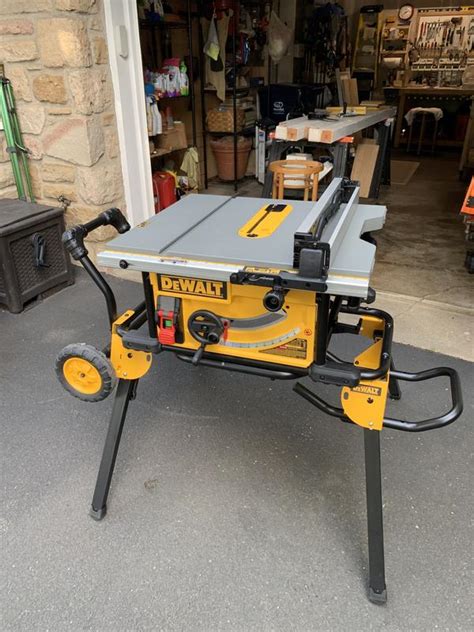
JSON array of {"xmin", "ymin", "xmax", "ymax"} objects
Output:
[
  {"xmin": 55, "ymin": 179, "xmax": 463, "ymax": 604},
  {"xmin": 263, "ymin": 107, "xmax": 397, "ymax": 199},
  {"xmin": 389, "ymin": 86, "xmax": 473, "ymax": 149}
]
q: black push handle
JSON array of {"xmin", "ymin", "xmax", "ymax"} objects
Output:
[
  {"xmin": 295, "ymin": 366, "xmax": 463, "ymax": 433},
  {"xmin": 382, "ymin": 366, "xmax": 463, "ymax": 432},
  {"xmin": 62, "ymin": 208, "xmax": 130, "ymax": 261},
  {"xmin": 62, "ymin": 208, "xmax": 130, "ymax": 327},
  {"xmin": 87, "ymin": 208, "xmax": 130, "ymax": 235}
]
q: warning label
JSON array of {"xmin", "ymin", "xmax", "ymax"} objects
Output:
[{"xmin": 260, "ymin": 338, "xmax": 307, "ymax": 359}]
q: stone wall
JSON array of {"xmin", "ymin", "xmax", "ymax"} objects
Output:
[{"xmin": 0, "ymin": 0, "xmax": 125, "ymax": 252}]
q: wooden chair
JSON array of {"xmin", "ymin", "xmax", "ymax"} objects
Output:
[{"xmin": 269, "ymin": 160, "xmax": 324, "ymax": 201}]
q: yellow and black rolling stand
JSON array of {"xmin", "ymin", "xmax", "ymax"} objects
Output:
[{"xmin": 56, "ymin": 183, "xmax": 463, "ymax": 603}]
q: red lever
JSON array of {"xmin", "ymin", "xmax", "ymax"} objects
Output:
[{"xmin": 157, "ymin": 309, "xmax": 176, "ymax": 345}]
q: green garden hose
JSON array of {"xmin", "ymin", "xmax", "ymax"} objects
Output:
[{"xmin": 0, "ymin": 76, "xmax": 34, "ymax": 202}]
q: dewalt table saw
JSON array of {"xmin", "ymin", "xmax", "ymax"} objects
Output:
[{"xmin": 56, "ymin": 178, "xmax": 463, "ymax": 603}]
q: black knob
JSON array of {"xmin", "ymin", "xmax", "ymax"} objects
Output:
[
  {"xmin": 119, "ymin": 260, "xmax": 129, "ymax": 269},
  {"xmin": 365, "ymin": 287, "xmax": 376, "ymax": 304},
  {"xmin": 263, "ymin": 288, "xmax": 285, "ymax": 312},
  {"xmin": 207, "ymin": 331, "xmax": 220, "ymax": 344}
]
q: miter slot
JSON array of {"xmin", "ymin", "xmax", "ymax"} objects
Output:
[{"xmin": 157, "ymin": 195, "xmax": 235, "ymax": 255}]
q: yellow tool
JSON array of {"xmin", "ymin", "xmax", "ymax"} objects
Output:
[{"xmin": 55, "ymin": 181, "xmax": 463, "ymax": 604}]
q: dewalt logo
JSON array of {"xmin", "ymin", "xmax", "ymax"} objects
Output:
[
  {"xmin": 352, "ymin": 385, "xmax": 382, "ymax": 396},
  {"xmin": 157, "ymin": 275, "xmax": 227, "ymax": 299}
]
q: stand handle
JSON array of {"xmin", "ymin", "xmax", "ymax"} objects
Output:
[
  {"xmin": 62, "ymin": 208, "xmax": 130, "ymax": 261},
  {"xmin": 383, "ymin": 367, "xmax": 463, "ymax": 432},
  {"xmin": 295, "ymin": 365, "xmax": 463, "ymax": 433},
  {"xmin": 62, "ymin": 208, "xmax": 130, "ymax": 326}
]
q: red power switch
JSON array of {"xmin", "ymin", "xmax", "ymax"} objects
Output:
[{"xmin": 157, "ymin": 309, "xmax": 176, "ymax": 345}]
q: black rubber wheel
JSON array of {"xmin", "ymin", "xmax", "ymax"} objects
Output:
[{"xmin": 55, "ymin": 343, "xmax": 116, "ymax": 402}]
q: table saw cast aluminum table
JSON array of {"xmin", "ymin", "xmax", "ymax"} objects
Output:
[{"xmin": 56, "ymin": 178, "xmax": 463, "ymax": 604}]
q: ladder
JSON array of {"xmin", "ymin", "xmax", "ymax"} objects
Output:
[
  {"xmin": 0, "ymin": 76, "xmax": 34, "ymax": 202},
  {"xmin": 352, "ymin": 5, "xmax": 383, "ymax": 100}
]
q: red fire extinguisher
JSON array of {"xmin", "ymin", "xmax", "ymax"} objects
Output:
[{"xmin": 153, "ymin": 171, "xmax": 177, "ymax": 213}]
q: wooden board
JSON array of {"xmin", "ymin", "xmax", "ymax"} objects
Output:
[
  {"xmin": 326, "ymin": 106, "xmax": 367, "ymax": 115},
  {"xmin": 350, "ymin": 140, "xmax": 379, "ymax": 198},
  {"xmin": 335, "ymin": 69, "xmax": 344, "ymax": 107},
  {"xmin": 274, "ymin": 116, "xmax": 308, "ymax": 140},
  {"xmin": 286, "ymin": 122, "xmax": 309, "ymax": 141},
  {"xmin": 360, "ymin": 100, "xmax": 385, "ymax": 107},
  {"xmin": 341, "ymin": 76, "xmax": 359, "ymax": 106},
  {"xmin": 348, "ymin": 78, "xmax": 359, "ymax": 106},
  {"xmin": 275, "ymin": 117, "xmax": 334, "ymax": 142},
  {"xmin": 275, "ymin": 107, "xmax": 397, "ymax": 145},
  {"xmin": 307, "ymin": 107, "xmax": 397, "ymax": 144}
]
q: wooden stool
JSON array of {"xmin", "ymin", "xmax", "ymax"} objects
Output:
[
  {"xmin": 269, "ymin": 160, "xmax": 324, "ymax": 201},
  {"xmin": 406, "ymin": 110, "xmax": 440, "ymax": 155}
]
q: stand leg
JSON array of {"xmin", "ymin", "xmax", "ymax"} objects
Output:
[
  {"xmin": 369, "ymin": 122, "xmax": 391, "ymax": 199},
  {"xmin": 262, "ymin": 140, "xmax": 289, "ymax": 197},
  {"xmin": 381, "ymin": 121, "xmax": 392, "ymax": 186},
  {"xmin": 331, "ymin": 142, "xmax": 349, "ymax": 178},
  {"xmin": 364, "ymin": 429, "xmax": 387, "ymax": 604},
  {"xmin": 388, "ymin": 358, "xmax": 401, "ymax": 401},
  {"xmin": 90, "ymin": 379, "xmax": 137, "ymax": 520}
]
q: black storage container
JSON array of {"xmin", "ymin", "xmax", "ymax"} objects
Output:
[
  {"xmin": 0, "ymin": 199, "xmax": 74, "ymax": 313},
  {"xmin": 257, "ymin": 83, "xmax": 330, "ymax": 123}
]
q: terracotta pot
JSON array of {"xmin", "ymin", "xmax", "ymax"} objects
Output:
[{"xmin": 210, "ymin": 137, "xmax": 252, "ymax": 181}]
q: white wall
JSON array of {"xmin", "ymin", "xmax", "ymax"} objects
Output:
[{"xmin": 103, "ymin": 0, "xmax": 154, "ymax": 226}]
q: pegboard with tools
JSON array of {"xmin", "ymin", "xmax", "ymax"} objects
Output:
[{"xmin": 410, "ymin": 7, "xmax": 474, "ymax": 87}]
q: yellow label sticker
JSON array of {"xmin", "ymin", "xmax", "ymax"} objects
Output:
[
  {"xmin": 157, "ymin": 275, "xmax": 227, "ymax": 299},
  {"xmin": 238, "ymin": 203, "xmax": 293, "ymax": 239}
]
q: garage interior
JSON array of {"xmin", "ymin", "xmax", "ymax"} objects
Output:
[
  {"xmin": 1, "ymin": 0, "xmax": 473, "ymax": 630},
  {"xmin": 136, "ymin": 0, "xmax": 473, "ymax": 316}
]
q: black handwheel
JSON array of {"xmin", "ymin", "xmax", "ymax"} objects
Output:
[
  {"xmin": 188, "ymin": 310, "xmax": 224, "ymax": 345},
  {"xmin": 55, "ymin": 343, "xmax": 116, "ymax": 402}
]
